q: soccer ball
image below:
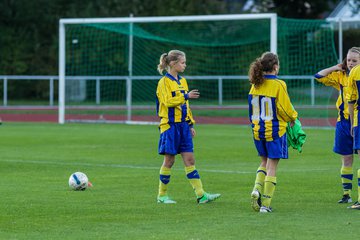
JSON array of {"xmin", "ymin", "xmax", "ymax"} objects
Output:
[{"xmin": 68, "ymin": 172, "xmax": 89, "ymax": 191}]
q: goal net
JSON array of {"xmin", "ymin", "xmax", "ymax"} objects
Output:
[{"xmin": 59, "ymin": 14, "xmax": 338, "ymax": 126}]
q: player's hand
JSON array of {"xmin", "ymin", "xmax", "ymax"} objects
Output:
[
  {"xmin": 188, "ymin": 89, "xmax": 200, "ymax": 99},
  {"xmin": 334, "ymin": 64, "xmax": 344, "ymax": 71},
  {"xmin": 190, "ymin": 128, "xmax": 196, "ymax": 137}
]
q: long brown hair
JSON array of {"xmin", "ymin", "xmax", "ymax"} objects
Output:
[{"xmin": 248, "ymin": 52, "xmax": 279, "ymax": 87}]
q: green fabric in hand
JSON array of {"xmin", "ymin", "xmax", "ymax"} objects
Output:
[{"xmin": 286, "ymin": 118, "xmax": 306, "ymax": 153}]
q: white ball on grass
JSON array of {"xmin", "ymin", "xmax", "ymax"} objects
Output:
[{"xmin": 68, "ymin": 172, "xmax": 89, "ymax": 191}]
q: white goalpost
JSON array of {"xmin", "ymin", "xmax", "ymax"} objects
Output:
[{"xmin": 58, "ymin": 13, "xmax": 278, "ymax": 124}]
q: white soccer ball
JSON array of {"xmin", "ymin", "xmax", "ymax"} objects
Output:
[{"xmin": 68, "ymin": 172, "xmax": 89, "ymax": 191}]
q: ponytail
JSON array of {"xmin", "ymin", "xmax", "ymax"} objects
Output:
[
  {"xmin": 157, "ymin": 53, "xmax": 169, "ymax": 75},
  {"xmin": 249, "ymin": 58, "xmax": 264, "ymax": 87}
]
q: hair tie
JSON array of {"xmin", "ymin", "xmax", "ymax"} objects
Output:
[{"xmin": 163, "ymin": 53, "xmax": 169, "ymax": 64}]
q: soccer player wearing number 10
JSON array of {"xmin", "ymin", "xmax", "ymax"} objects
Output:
[{"xmin": 248, "ymin": 52, "xmax": 298, "ymax": 213}]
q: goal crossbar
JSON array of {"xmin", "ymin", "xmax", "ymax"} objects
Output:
[{"xmin": 60, "ymin": 13, "xmax": 277, "ymax": 24}]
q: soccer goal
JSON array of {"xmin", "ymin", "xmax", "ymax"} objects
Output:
[{"xmin": 58, "ymin": 14, "xmax": 338, "ymax": 126}]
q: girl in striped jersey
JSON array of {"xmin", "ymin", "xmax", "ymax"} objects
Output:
[
  {"xmin": 314, "ymin": 47, "xmax": 360, "ymax": 205},
  {"xmin": 345, "ymin": 47, "xmax": 360, "ymax": 209},
  {"xmin": 248, "ymin": 52, "xmax": 298, "ymax": 213},
  {"xmin": 155, "ymin": 50, "xmax": 220, "ymax": 204}
]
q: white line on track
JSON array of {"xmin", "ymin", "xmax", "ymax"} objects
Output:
[{"xmin": 0, "ymin": 159, "xmax": 333, "ymax": 174}]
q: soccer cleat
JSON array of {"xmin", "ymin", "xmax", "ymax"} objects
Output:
[
  {"xmin": 338, "ymin": 194, "xmax": 352, "ymax": 203},
  {"xmin": 251, "ymin": 189, "xmax": 261, "ymax": 212},
  {"xmin": 260, "ymin": 206, "xmax": 273, "ymax": 213},
  {"xmin": 347, "ymin": 201, "xmax": 360, "ymax": 210},
  {"xmin": 197, "ymin": 192, "xmax": 221, "ymax": 204},
  {"xmin": 157, "ymin": 195, "xmax": 176, "ymax": 204}
]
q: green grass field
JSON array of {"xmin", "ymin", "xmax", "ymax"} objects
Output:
[{"xmin": 0, "ymin": 123, "xmax": 359, "ymax": 239}]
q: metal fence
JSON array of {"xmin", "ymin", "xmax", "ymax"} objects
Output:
[{"xmin": 0, "ymin": 75, "xmax": 316, "ymax": 108}]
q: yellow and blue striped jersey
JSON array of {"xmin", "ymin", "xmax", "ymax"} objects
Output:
[
  {"xmin": 156, "ymin": 73, "xmax": 195, "ymax": 133},
  {"xmin": 248, "ymin": 75, "xmax": 298, "ymax": 141},
  {"xmin": 315, "ymin": 71, "xmax": 350, "ymax": 121},
  {"xmin": 346, "ymin": 65, "xmax": 360, "ymax": 127}
]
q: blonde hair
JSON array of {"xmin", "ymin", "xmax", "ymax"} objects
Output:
[
  {"xmin": 348, "ymin": 47, "xmax": 360, "ymax": 56},
  {"xmin": 157, "ymin": 50, "xmax": 186, "ymax": 75},
  {"xmin": 248, "ymin": 52, "xmax": 279, "ymax": 87},
  {"xmin": 341, "ymin": 47, "xmax": 360, "ymax": 70}
]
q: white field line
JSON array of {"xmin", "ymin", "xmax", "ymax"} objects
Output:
[{"xmin": 0, "ymin": 159, "xmax": 333, "ymax": 174}]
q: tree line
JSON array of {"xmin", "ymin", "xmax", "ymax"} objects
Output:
[{"xmin": 1, "ymin": 0, "xmax": 350, "ymax": 75}]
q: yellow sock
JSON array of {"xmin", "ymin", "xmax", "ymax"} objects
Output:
[
  {"xmin": 185, "ymin": 165, "xmax": 204, "ymax": 197},
  {"xmin": 254, "ymin": 166, "xmax": 267, "ymax": 194},
  {"xmin": 341, "ymin": 166, "xmax": 353, "ymax": 196},
  {"xmin": 158, "ymin": 166, "xmax": 171, "ymax": 197},
  {"xmin": 262, "ymin": 176, "xmax": 277, "ymax": 207},
  {"xmin": 357, "ymin": 169, "xmax": 360, "ymax": 202}
]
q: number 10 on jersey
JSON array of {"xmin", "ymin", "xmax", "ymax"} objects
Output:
[{"xmin": 251, "ymin": 96, "xmax": 274, "ymax": 121}]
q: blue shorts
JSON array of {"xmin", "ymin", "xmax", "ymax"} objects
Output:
[
  {"xmin": 158, "ymin": 122, "xmax": 193, "ymax": 155},
  {"xmin": 353, "ymin": 125, "xmax": 360, "ymax": 150},
  {"xmin": 334, "ymin": 120, "xmax": 354, "ymax": 155},
  {"xmin": 253, "ymin": 134, "xmax": 288, "ymax": 159}
]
